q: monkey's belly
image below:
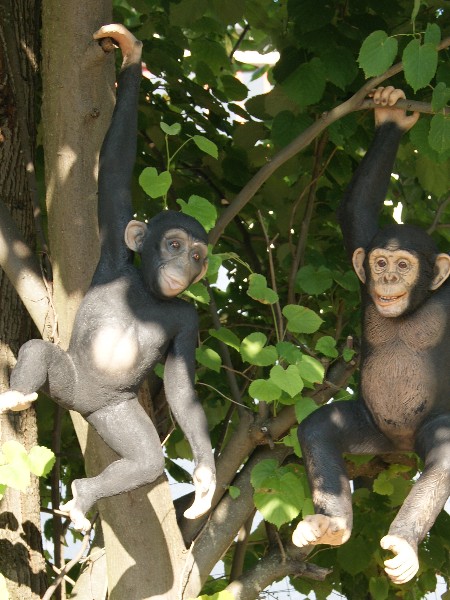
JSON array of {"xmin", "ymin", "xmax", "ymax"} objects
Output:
[{"xmin": 361, "ymin": 344, "xmax": 434, "ymax": 443}]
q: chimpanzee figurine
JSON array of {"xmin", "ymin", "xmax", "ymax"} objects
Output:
[
  {"xmin": 292, "ymin": 87, "xmax": 450, "ymax": 584},
  {"xmin": 0, "ymin": 24, "xmax": 216, "ymax": 531}
]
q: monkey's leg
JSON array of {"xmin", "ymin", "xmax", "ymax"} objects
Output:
[
  {"xmin": 0, "ymin": 340, "xmax": 75, "ymax": 411},
  {"xmin": 293, "ymin": 401, "xmax": 395, "ymax": 548},
  {"xmin": 381, "ymin": 414, "xmax": 450, "ymax": 585},
  {"xmin": 62, "ymin": 398, "xmax": 165, "ymax": 530}
]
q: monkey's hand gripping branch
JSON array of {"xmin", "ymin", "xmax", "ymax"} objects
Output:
[{"xmin": 0, "ymin": 390, "xmax": 38, "ymax": 412}]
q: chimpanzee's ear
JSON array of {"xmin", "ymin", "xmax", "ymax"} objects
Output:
[
  {"xmin": 124, "ymin": 220, "xmax": 147, "ymax": 253},
  {"xmin": 430, "ymin": 253, "xmax": 450, "ymax": 290},
  {"xmin": 352, "ymin": 248, "xmax": 367, "ymax": 284}
]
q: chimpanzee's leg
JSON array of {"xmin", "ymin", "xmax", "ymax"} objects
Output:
[
  {"xmin": 381, "ymin": 413, "xmax": 450, "ymax": 584},
  {"xmin": 62, "ymin": 397, "xmax": 165, "ymax": 530},
  {"xmin": 0, "ymin": 340, "xmax": 75, "ymax": 411},
  {"xmin": 293, "ymin": 400, "xmax": 395, "ymax": 547}
]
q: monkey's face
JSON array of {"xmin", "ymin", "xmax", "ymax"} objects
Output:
[
  {"xmin": 366, "ymin": 248, "xmax": 419, "ymax": 317},
  {"xmin": 157, "ymin": 228, "xmax": 208, "ymax": 297}
]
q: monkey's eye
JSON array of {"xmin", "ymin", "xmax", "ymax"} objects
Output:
[
  {"xmin": 192, "ymin": 252, "xmax": 201, "ymax": 262},
  {"xmin": 375, "ymin": 258, "xmax": 387, "ymax": 270},
  {"xmin": 397, "ymin": 260, "xmax": 410, "ymax": 271},
  {"xmin": 168, "ymin": 240, "xmax": 181, "ymax": 250}
]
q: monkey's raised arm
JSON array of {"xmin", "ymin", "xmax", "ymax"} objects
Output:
[
  {"xmin": 337, "ymin": 122, "xmax": 403, "ymax": 259},
  {"xmin": 95, "ymin": 26, "xmax": 143, "ymax": 273},
  {"xmin": 337, "ymin": 87, "xmax": 419, "ymax": 259}
]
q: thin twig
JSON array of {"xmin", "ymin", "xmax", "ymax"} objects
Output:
[{"xmin": 42, "ymin": 514, "xmax": 98, "ymax": 600}]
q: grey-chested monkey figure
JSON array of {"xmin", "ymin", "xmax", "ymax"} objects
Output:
[
  {"xmin": 292, "ymin": 87, "xmax": 450, "ymax": 584},
  {"xmin": 0, "ymin": 25, "xmax": 216, "ymax": 531}
]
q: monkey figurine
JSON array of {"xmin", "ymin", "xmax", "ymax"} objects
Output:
[
  {"xmin": 292, "ymin": 87, "xmax": 450, "ymax": 585},
  {"xmin": 0, "ymin": 24, "xmax": 216, "ymax": 531}
]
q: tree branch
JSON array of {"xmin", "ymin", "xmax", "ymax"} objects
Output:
[
  {"xmin": 208, "ymin": 36, "xmax": 450, "ymax": 246},
  {"xmin": 0, "ymin": 200, "xmax": 54, "ymax": 337},
  {"xmin": 225, "ymin": 545, "xmax": 331, "ymax": 600}
]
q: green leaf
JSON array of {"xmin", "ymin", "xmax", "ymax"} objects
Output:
[
  {"xmin": 358, "ymin": 31, "xmax": 398, "ymax": 77},
  {"xmin": 320, "ymin": 47, "xmax": 358, "ymax": 90},
  {"xmin": 295, "ymin": 265, "xmax": 333, "ymax": 295},
  {"xmin": 416, "ymin": 154, "xmax": 450, "ymax": 196},
  {"xmin": 373, "ymin": 471, "xmax": 394, "ymax": 496},
  {"xmin": 282, "ymin": 305, "xmax": 323, "ymax": 334},
  {"xmin": 295, "ymin": 397, "xmax": 318, "ymax": 423},
  {"xmin": 369, "ymin": 576, "xmax": 389, "ymax": 600},
  {"xmin": 269, "ymin": 365, "xmax": 303, "ymax": 398},
  {"xmin": 139, "ymin": 167, "xmax": 172, "ymax": 199},
  {"xmin": 240, "ymin": 333, "xmax": 277, "ymax": 366},
  {"xmin": 297, "ymin": 355, "xmax": 325, "ymax": 385},
  {"xmin": 228, "ymin": 485, "xmax": 241, "ymax": 499},
  {"xmin": 184, "ymin": 281, "xmax": 210, "ymax": 304},
  {"xmin": 424, "ymin": 22, "xmax": 441, "ymax": 47},
  {"xmin": 248, "ymin": 379, "xmax": 281, "ymax": 402},
  {"xmin": 343, "ymin": 347, "xmax": 356, "ymax": 362},
  {"xmin": 192, "ymin": 135, "xmax": 219, "ymax": 159},
  {"xmin": 276, "ymin": 342, "xmax": 302, "ymax": 365},
  {"xmin": 251, "ymin": 459, "xmax": 279, "ymax": 489},
  {"xmin": 403, "ymin": 39, "xmax": 438, "ymax": 92},
  {"xmin": 195, "ymin": 591, "xmax": 235, "ymax": 600},
  {"xmin": 334, "ymin": 270, "xmax": 359, "ymax": 292},
  {"xmin": 253, "ymin": 469, "xmax": 305, "ymax": 528},
  {"xmin": 247, "ymin": 273, "xmax": 279, "ymax": 304},
  {"xmin": 431, "ymin": 82, "xmax": 450, "ymax": 112},
  {"xmin": 160, "ymin": 121, "xmax": 182, "ymax": 136},
  {"xmin": 177, "ymin": 195, "xmax": 217, "ymax": 232},
  {"xmin": 282, "ymin": 428, "xmax": 302, "ymax": 458},
  {"xmin": 337, "ymin": 536, "xmax": 372, "ymax": 575},
  {"xmin": 282, "ymin": 58, "xmax": 326, "ymax": 108},
  {"xmin": 0, "ymin": 464, "xmax": 30, "ymax": 492},
  {"xmin": 196, "ymin": 346, "xmax": 222, "ymax": 372},
  {"xmin": 2, "ymin": 440, "xmax": 28, "ymax": 463},
  {"xmin": 220, "ymin": 75, "xmax": 248, "ymax": 101},
  {"xmin": 429, "ymin": 114, "xmax": 450, "ymax": 153},
  {"xmin": 28, "ymin": 446, "xmax": 55, "ymax": 477},
  {"xmin": 315, "ymin": 336, "xmax": 339, "ymax": 359},
  {"xmin": 0, "ymin": 484, "xmax": 6, "ymax": 501},
  {"xmin": 209, "ymin": 327, "xmax": 240, "ymax": 351}
]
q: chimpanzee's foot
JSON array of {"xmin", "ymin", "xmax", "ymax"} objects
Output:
[
  {"xmin": 59, "ymin": 483, "xmax": 91, "ymax": 532},
  {"xmin": 381, "ymin": 535, "xmax": 419, "ymax": 584},
  {"xmin": 292, "ymin": 515, "xmax": 351, "ymax": 547},
  {"xmin": 0, "ymin": 390, "xmax": 38, "ymax": 413},
  {"xmin": 184, "ymin": 465, "xmax": 216, "ymax": 519}
]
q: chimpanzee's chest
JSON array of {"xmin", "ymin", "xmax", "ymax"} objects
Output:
[{"xmin": 360, "ymin": 301, "xmax": 448, "ymax": 443}]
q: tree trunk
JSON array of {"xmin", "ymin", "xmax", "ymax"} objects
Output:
[
  {"xmin": 0, "ymin": 1, "xmax": 47, "ymax": 598},
  {"xmin": 40, "ymin": 4, "xmax": 200, "ymax": 598}
]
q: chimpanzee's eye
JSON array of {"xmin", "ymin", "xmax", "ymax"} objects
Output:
[
  {"xmin": 397, "ymin": 260, "xmax": 409, "ymax": 271},
  {"xmin": 376, "ymin": 258, "xmax": 387, "ymax": 269},
  {"xmin": 168, "ymin": 240, "xmax": 180, "ymax": 250}
]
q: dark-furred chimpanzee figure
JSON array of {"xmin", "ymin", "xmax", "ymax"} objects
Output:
[
  {"xmin": 0, "ymin": 25, "xmax": 216, "ymax": 531},
  {"xmin": 292, "ymin": 87, "xmax": 450, "ymax": 584}
]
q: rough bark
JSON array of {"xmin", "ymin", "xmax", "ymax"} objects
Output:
[{"xmin": 0, "ymin": 1, "xmax": 47, "ymax": 598}]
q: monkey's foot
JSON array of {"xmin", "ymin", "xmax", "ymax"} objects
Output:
[
  {"xmin": 292, "ymin": 515, "xmax": 351, "ymax": 547},
  {"xmin": 381, "ymin": 535, "xmax": 419, "ymax": 584},
  {"xmin": 59, "ymin": 483, "xmax": 91, "ymax": 533},
  {"xmin": 0, "ymin": 390, "xmax": 38, "ymax": 413},
  {"xmin": 184, "ymin": 465, "xmax": 216, "ymax": 519}
]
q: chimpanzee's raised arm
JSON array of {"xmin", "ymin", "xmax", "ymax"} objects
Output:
[
  {"xmin": 337, "ymin": 87, "xmax": 419, "ymax": 259},
  {"xmin": 94, "ymin": 25, "xmax": 143, "ymax": 273}
]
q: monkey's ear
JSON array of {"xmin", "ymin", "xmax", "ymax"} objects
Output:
[
  {"xmin": 352, "ymin": 248, "xmax": 366, "ymax": 284},
  {"xmin": 125, "ymin": 220, "xmax": 147, "ymax": 252},
  {"xmin": 430, "ymin": 253, "xmax": 450, "ymax": 290},
  {"xmin": 193, "ymin": 260, "xmax": 208, "ymax": 284}
]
